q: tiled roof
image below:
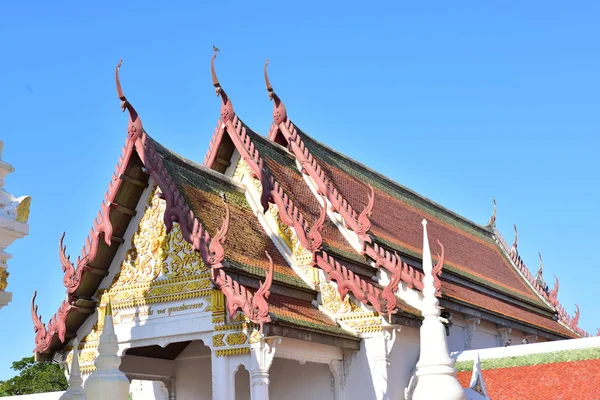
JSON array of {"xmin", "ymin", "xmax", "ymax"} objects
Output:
[
  {"xmin": 154, "ymin": 139, "xmax": 356, "ymax": 337},
  {"xmin": 269, "ymin": 293, "xmax": 355, "ymax": 337},
  {"xmin": 298, "ymin": 131, "xmax": 548, "ymax": 307},
  {"xmin": 443, "ymin": 280, "xmax": 577, "ymax": 338},
  {"xmin": 456, "ymin": 346, "xmax": 600, "ymax": 399},
  {"xmin": 249, "ymin": 131, "xmax": 371, "ymax": 266},
  {"xmin": 153, "ymin": 139, "xmax": 310, "ymax": 289}
]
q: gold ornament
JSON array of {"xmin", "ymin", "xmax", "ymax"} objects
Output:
[
  {"xmin": 225, "ymin": 332, "xmax": 248, "ymax": 346},
  {"xmin": 212, "ymin": 334, "xmax": 226, "ymax": 347},
  {"xmin": 15, "ymin": 196, "xmax": 31, "ymax": 223},
  {"xmin": 0, "ymin": 268, "xmax": 8, "ymax": 291}
]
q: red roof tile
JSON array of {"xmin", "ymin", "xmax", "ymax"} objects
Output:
[
  {"xmin": 457, "ymin": 358, "xmax": 600, "ymax": 400},
  {"xmin": 443, "ymin": 280, "xmax": 576, "ymax": 338}
]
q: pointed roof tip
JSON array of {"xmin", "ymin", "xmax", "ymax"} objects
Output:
[
  {"xmin": 264, "ymin": 58, "xmax": 273, "ymax": 94},
  {"xmin": 263, "ymin": 58, "xmax": 287, "ymax": 125},
  {"xmin": 422, "ymin": 218, "xmax": 428, "ymax": 227},
  {"xmin": 211, "ymin": 46, "xmax": 221, "ymax": 90},
  {"xmin": 210, "ymin": 47, "xmax": 233, "ymax": 122},
  {"xmin": 115, "ymin": 58, "xmax": 126, "ymax": 105},
  {"xmin": 115, "ymin": 58, "xmax": 142, "ymax": 138}
]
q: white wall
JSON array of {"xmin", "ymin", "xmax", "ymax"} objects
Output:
[
  {"xmin": 175, "ymin": 356, "xmax": 211, "ymax": 400},
  {"xmin": 447, "ymin": 311, "xmax": 548, "ymax": 352},
  {"xmin": 269, "ymin": 359, "xmax": 333, "ymax": 400},
  {"xmin": 175, "ymin": 341, "xmax": 212, "ymax": 400},
  {"xmin": 389, "ymin": 327, "xmax": 420, "ymax": 399}
]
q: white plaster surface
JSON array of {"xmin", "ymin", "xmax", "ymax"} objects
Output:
[
  {"xmin": 175, "ymin": 355, "xmax": 212, "ymax": 400},
  {"xmin": 269, "ymin": 358, "xmax": 333, "ymax": 400}
]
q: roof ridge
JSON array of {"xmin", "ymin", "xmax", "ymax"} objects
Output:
[
  {"xmin": 268, "ymin": 118, "xmax": 430, "ymax": 294},
  {"xmin": 150, "ymin": 136, "xmax": 246, "ymax": 192},
  {"xmin": 300, "ymin": 129, "xmax": 493, "ymax": 237}
]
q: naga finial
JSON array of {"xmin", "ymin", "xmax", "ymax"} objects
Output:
[
  {"xmin": 115, "ymin": 59, "xmax": 143, "ymax": 140},
  {"xmin": 488, "ymin": 197, "xmax": 497, "ymax": 227},
  {"xmin": 264, "ymin": 58, "xmax": 287, "ymax": 126},
  {"xmin": 510, "ymin": 224, "xmax": 519, "ymax": 256},
  {"xmin": 211, "ymin": 47, "xmax": 233, "ymax": 123}
]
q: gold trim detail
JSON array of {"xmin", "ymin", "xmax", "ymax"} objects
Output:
[{"xmin": 215, "ymin": 348, "xmax": 250, "ymax": 357}]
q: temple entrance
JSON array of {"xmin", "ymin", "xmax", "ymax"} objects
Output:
[
  {"xmin": 120, "ymin": 339, "xmax": 212, "ymax": 400},
  {"xmin": 234, "ymin": 365, "xmax": 250, "ymax": 400}
]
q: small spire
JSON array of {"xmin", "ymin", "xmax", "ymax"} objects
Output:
[
  {"xmin": 411, "ymin": 219, "xmax": 465, "ymax": 400},
  {"xmin": 83, "ymin": 296, "xmax": 129, "ymax": 400},
  {"xmin": 59, "ymin": 339, "xmax": 85, "ymax": 400},
  {"xmin": 487, "ymin": 198, "xmax": 497, "ymax": 228},
  {"xmin": 467, "ymin": 353, "xmax": 489, "ymax": 398},
  {"xmin": 211, "ymin": 47, "xmax": 234, "ymax": 123},
  {"xmin": 536, "ymin": 252, "xmax": 543, "ymax": 277},
  {"xmin": 264, "ymin": 58, "xmax": 287, "ymax": 126},
  {"xmin": 510, "ymin": 224, "xmax": 519, "ymax": 257}
]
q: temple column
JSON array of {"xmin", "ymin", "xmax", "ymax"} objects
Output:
[
  {"xmin": 329, "ymin": 360, "xmax": 347, "ymax": 400},
  {"xmin": 249, "ymin": 337, "xmax": 280, "ymax": 400},
  {"xmin": 464, "ymin": 317, "xmax": 480, "ymax": 350},
  {"xmin": 211, "ymin": 353, "xmax": 234, "ymax": 400}
]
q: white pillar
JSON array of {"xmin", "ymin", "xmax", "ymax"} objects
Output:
[
  {"xmin": 60, "ymin": 338, "xmax": 86, "ymax": 400},
  {"xmin": 411, "ymin": 220, "xmax": 465, "ymax": 400},
  {"xmin": 249, "ymin": 338, "xmax": 279, "ymax": 400},
  {"xmin": 211, "ymin": 353, "xmax": 234, "ymax": 400},
  {"xmin": 84, "ymin": 301, "xmax": 130, "ymax": 400}
]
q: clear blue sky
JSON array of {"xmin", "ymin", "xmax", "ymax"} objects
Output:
[{"xmin": 1, "ymin": 1, "xmax": 598, "ymax": 380}]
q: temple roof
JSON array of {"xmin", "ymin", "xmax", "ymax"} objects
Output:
[
  {"xmin": 266, "ymin": 121, "xmax": 577, "ymax": 338},
  {"xmin": 455, "ymin": 337, "xmax": 600, "ymax": 399},
  {"xmin": 297, "ymin": 130, "xmax": 546, "ymax": 306}
]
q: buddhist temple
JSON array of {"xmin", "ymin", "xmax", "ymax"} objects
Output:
[{"xmin": 27, "ymin": 51, "xmax": 599, "ymax": 400}]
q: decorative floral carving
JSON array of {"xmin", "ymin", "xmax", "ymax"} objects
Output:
[
  {"xmin": 225, "ymin": 332, "xmax": 248, "ymax": 346},
  {"xmin": 320, "ymin": 280, "xmax": 357, "ymax": 315},
  {"xmin": 112, "ymin": 190, "xmax": 168, "ymax": 287}
]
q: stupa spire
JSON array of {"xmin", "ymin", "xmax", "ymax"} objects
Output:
[
  {"xmin": 59, "ymin": 338, "xmax": 86, "ymax": 400},
  {"xmin": 411, "ymin": 219, "xmax": 466, "ymax": 400},
  {"xmin": 83, "ymin": 300, "xmax": 129, "ymax": 400}
]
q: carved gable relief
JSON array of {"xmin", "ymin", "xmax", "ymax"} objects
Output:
[
  {"xmin": 105, "ymin": 186, "xmax": 213, "ymax": 309},
  {"xmin": 67, "ymin": 186, "xmax": 217, "ymax": 373}
]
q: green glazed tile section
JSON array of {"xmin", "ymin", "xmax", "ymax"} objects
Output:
[{"xmin": 455, "ymin": 347, "xmax": 600, "ymax": 372}]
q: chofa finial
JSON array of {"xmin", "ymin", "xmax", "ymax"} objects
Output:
[
  {"xmin": 487, "ymin": 197, "xmax": 497, "ymax": 227},
  {"xmin": 211, "ymin": 47, "xmax": 233, "ymax": 123},
  {"xmin": 115, "ymin": 59, "xmax": 143, "ymax": 139},
  {"xmin": 263, "ymin": 58, "xmax": 287, "ymax": 126}
]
